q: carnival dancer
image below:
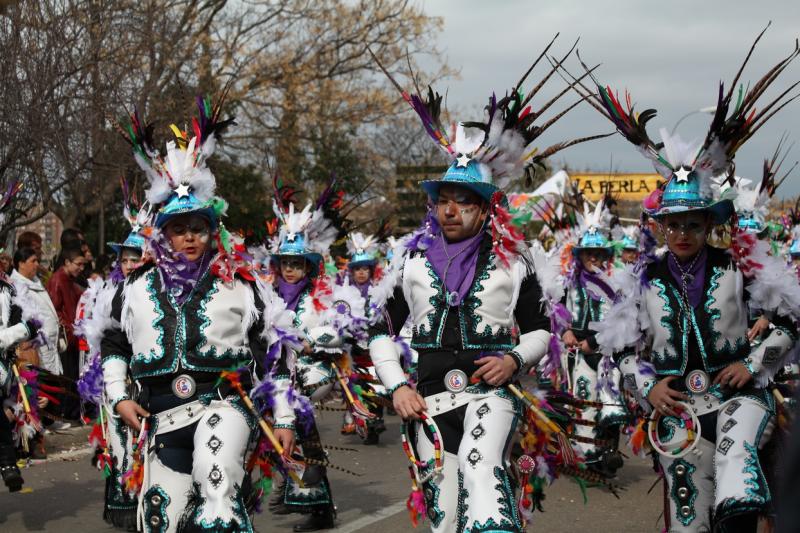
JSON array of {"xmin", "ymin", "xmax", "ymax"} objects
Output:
[
  {"xmin": 367, "ymin": 42, "xmax": 609, "ymax": 531},
  {"xmin": 577, "ymin": 30, "xmax": 800, "ymax": 532},
  {"xmin": 615, "ymin": 225, "xmax": 641, "ymax": 266},
  {"xmin": 267, "ymin": 182, "xmax": 341, "ymax": 532},
  {"xmin": 0, "ymin": 184, "xmax": 42, "ymax": 492},
  {"xmin": 76, "ymin": 219, "xmax": 145, "ymax": 531},
  {"xmin": 561, "ymin": 200, "xmax": 629, "ymax": 477},
  {"xmin": 101, "ymin": 97, "xmax": 297, "ymax": 533},
  {"xmin": 339, "ymin": 231, "xmax": 388, "ymax": 445}
]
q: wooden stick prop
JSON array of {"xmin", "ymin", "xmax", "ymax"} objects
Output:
[
  {"xmin": 12, "ymin": 362, "xmax": 38, "ymax": 452},
  {"xmin": 331, "ymin": 361, "xmax": 375, "ymax": 419}
]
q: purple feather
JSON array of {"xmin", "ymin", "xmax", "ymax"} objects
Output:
[
  {"xmin": 149, "ymin": 230, "xmax": 211, "ymax": 305},
  {"xmin": 595, "ymin": 355, "xmax": 620, "ymax": 396},
  {"xmin": 77, "ymin": 353, "xmax": 104, "ymax": 404},
  {"xmin": 287, "ymin": 387, "xmax": 315, "ymax": 433}
]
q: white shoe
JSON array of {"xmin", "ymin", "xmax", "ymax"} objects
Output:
[{"xmin": 48, "ymin": 421, "xmax": 72, "ymax": 431}]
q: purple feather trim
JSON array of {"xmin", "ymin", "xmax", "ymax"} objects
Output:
[
  {"xmin": 109, "ymin": 264, "xmax": 125, "ymax": 284},
  {"xmin": 638, "ymin": 360, "xmax": 656, "ymax": 377},
  {"xmin": 77, "ymin": 353, "xmax": 104, "ymax": 405},
  {"xmin": 595, "ymin": 355, "xmax": 620, "ymax": 396},
  {"xmin": 406, "ymin": 207, "xmax": 439, "ymax": 252},
  {"xmin": 287, "ymin": 387, "xmax": 315, "ymax": 433},
  {"xmin": 148, "ymin": 230, "xmax": 211, "ymax": 305}
]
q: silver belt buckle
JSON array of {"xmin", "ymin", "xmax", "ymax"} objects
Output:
[
  {"xmin": 171, "ymin": 374, "xmax": 197, "ymax": 399},
  {"xmin": 444, "ymin": 369, "xmax": 468, "ymax": 393},
  {"xmin": 685, "ymin": 369, "xmax": 710, "ymax": 394}
]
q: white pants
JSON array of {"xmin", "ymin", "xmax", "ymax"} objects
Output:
[
  {"xmin": 416, "ymin": 391, "xmax": 522, "ymax": 533},
  {"xmin": 571, "ymin": 354, "xmax": 626, "ymax": 461},
  {"xmin": 140, "ymin": 399, "xmax": 254, "ymax": 533},
  {"xmin": 658, "ymin": 397, "xmax": 774, "ymax": 532}
]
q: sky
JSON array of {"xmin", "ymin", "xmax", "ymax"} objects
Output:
[{"xmin": 418, "ymin": 0, "xmax": 800, "ymax": 197}]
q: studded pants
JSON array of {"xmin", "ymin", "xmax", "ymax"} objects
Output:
[
  {"xmin": 416, "ymin": 390, "xmax": 523, "ymax": 533},
  {"xmin": 139, "ymin": 398, "xmax": 254, "ymax": 533},
  {"xmin": 658, "ymin": 397, "xmax": 774, "ymax": 532}
]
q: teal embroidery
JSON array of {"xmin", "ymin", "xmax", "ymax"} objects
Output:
[
  {"xmin": 189, "ymin": 482, "xmax": 253, "ymax": 532},
  {"xmin": 411, "ymin": 259, "xmax": 448, "ymax": 349},
  {"xmin": 455, "ymin": 469, "xmax": 469, "ymax": 533},
  {"xmin": 650, "ymin": 278, "xmax": 680, "ymax": 373},
  {"xmin": 742, "ymin": 440, "xmax": 770, "ymax": 505},
  {"xmin": 576, "ymin": 376, "xmax": 591, "ymax": 401},
  {"xmin": 421, "ymin": 467, "xmax": 445, "ymax": 527},
  {"xmin": 668, "ymin": 459, "xmax": 697, "ymax": 527},
  {"xmin": 702, "ymin": 267, "xmax": 748, "ymax": 370},
  {"xmin": 292, "ymin": 287, "xmax": 312, "ymax": 328},
  {"xmin": 133, "ymin": 271, "xmax": 166, "ymax": 365},
  {"xmin": 490, "ymin": 466, "xmax": 522, "ymax": 531},
  {"xmin": 143, "ymin": 485, "xmax": 170, "ymax": 533},
  {"xmin": 459, "ymin": 253, "xmax": 513, "ymax": 350}
]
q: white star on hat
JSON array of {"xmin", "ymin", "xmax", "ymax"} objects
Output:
[
  {"xmin": 174, "ymin": 183, "xmax": 191, "ymax": 198},
  {"xmin": 456, "ymin": 154, "xmax": 472, "ymax": 168},
  {"xmin": 674, "ymin": 167, "xmax": 692, "ymax": 183}
]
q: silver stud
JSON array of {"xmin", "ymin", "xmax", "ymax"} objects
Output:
[
  {"xmin": 677, "ymin": 487, "xmax": 688, "ymax": 499},
  {"xmin": 150, "ymin": 515, "xmax": 161, "ymax": 526},
  {"xmin": 680, "ymin": 506, "xmax": 691, "ymax": 517},
  {"xmin": 675, "ymin": 465, "xmax": 686, "ymax": 476}
]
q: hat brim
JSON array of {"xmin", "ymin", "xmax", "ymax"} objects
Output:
[
  {"xmin": 648, "ymin": 199, "xmax": 734, "ymax": 225},
  {"xmin": 108, "ymin": 243, "xmax": 144, "ymax": 255},
  {"xmin": 420, "ymin": 180, "xmax": 502, "ymax": 205},
  {"xmin": 155, "ymin": 206, "xmax": 218, "ymax": 230},
  {"xmin": 348, "ymin": 259, "xmax": 376, "ymax": 268},
  {"xmin": 272, "ymin": 252, "xmax": 323, "ymax": 277},
  {"xmin": 572, "ymin": 246, "xmax": 613, "ymax": 257}
]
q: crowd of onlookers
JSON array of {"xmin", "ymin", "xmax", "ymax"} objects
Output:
[{"xmin": 2, "ymin": 229, "xmax": 113, "ymax": 459}]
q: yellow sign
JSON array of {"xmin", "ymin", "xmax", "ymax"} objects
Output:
[{"xmin": 572, "ymin": 173, "xmax": 663, "ymax": 201}]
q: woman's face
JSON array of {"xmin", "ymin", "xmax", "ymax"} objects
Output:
[
  {"xmin": 620, "ymin": 249, "xmax": 639, "ymax": 264},
  {"xmin": 18, "ymin": 255, "xmax": 40, "ymax": 280},
  {"xmin": 352, "ymin": 265, "xmax": 371, "ymax": 284},
  {"xmin": 119, "ymin": 249, "xmax": 143, "ymax": 277},
  {"xmin": 279, "ymin": 257, "xmax": 309, "ymax": 284},
  {"xmin": 164, "ymin": 215, "xmax": 212, "ymax": 262},
  {"xmin": 659, "ymin": 211, "xmax": 710, "ymax": 261},
  {"xmin": 578, "ymin": 249, "xmax": 609, "ymax": 271}
]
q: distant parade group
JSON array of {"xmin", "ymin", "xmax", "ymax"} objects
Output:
[{"xmin": 3, "ymin": 27, "xmax": 800, "ymax": 533}]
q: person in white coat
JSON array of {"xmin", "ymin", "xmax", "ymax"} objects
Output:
[{"xmin": 11, "ymin": 248, "xmax": 61, "ymax": 375}]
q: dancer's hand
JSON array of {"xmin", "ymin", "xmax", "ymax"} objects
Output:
[
  {"xmin": 393, "ymin": 385, "xmax": 427, "ymax": 420},
  {"xmin": 274, "ymin": 427, "xmax": 295, "ymax": 457},
  {"xmin": 562, "ymin": 330, "xmax": 579, "ymax": 347},
  {"xmin": 646, "ymin": 376, "xmax": 689, "ymax": 418},
  {"xmin": 713, "ymin": 362, "xmax": 753, "ymax": 389},
  {"xmin": 37, "ymin": 396, "xmax": 49, "ymax": 408},
  {"xmin": 747, "ymin": 316, "xmax": 770, "ymax": 341},
  {"xmin": 472, "ymin": 355, "xmax": 517, "ymax": 386},
  {"xmin": 115, "ymin": 399, "xmax": 150, "ymax": 432}
]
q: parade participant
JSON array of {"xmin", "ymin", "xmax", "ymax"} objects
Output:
[
  {"xmin": 266, "ymin": 190, "xmax": 341, "ymax": 532},
  {"xmin": 340, "ymin": 232, "xmax": 387, "ymax": 445},
  {"xmin": 561, "ymin": 200, "xmax": 628, "ymax": 477},
  {"xmin": 101, "ymin": 98, "xmax": 297, "ymax": 533},
  {"xmin": 76, "ymin": 223, "xmax": 145, "ymax": 531},
  {"xmin": 580, "ymin": 32, "xmax": 800, "ymax": 531},
  {"xmin": 0, "ymin": 185, "xmax": 43, "ymax": 492},
  {"xmin": 367, "ymin": 42, "xmax": 607, "ymax": 531},
  {"xmin": 615, "ymin": 225, "xmax": 641, "ymax": 265}
]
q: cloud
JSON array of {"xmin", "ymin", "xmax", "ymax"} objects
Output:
[{"xmin": 419, "ymin": 0, "xmax": 800, "ymax": 196}]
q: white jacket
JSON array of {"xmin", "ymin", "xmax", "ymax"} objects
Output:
[{"xmin": 11, "ymin": 269, "xmax": 62, "ymax": 375}]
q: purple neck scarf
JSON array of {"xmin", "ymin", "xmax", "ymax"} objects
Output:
[
  {"xmin": 278, "ymin": 276, "xmax": 309, "ymax": 311},
  {"xmin": 353, "ymin": 279, "xmax": 371, "ymax": 299},
  {"xmin": 667, "ymin": 247, "xmax": 707, "ymax": 308},
  {"xmin": 578, "ymin": 267, "xmax": 616, "ymax": 301},
  {"xmin": 425, "ymin": 231, "xmax": 484, "ymax": 306}
]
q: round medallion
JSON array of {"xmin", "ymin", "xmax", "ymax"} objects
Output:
[
  {"xmin": 171, "ymin": 374, "xmax": 196, "ymax": 399},
  {"xmin": 685, "ymin": 369, "xmax": 709, "ymax": 394},
  {"xmin": 444, "ymin": 369, "xmax": 467, "ymax": 393},
  {"xmin": 516, "ymin": 455, "xmax": 536, "ymax": 474}
]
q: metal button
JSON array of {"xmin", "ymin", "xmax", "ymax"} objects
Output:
[
  {"xmin": 680, "ymin": 505, "xmax": 691, "ymax": 517},
  {"xmin": 706, "ymin": 404, "xmax": 713, "ymax": 409},
  {"xmin": 703, "ymin": 395, "xmax": 709, "ymax": 401},
  {"xmin": 151, "ymin": 494, "xmax": 162, "ymax": 506},
  {"xmin": 675, "ymin": 465, "xmax": 686, "ymax": 476},
  {"xmin": 677, "ymin": 487, "xmax": 688, "ymax": 499},
  {"xmin": 150, "ymin": 515, "xmax": 161, "ymax": 526},
  {"xmin": 450, "ymin": 394, "xmax": 456, "ymax": 399}
]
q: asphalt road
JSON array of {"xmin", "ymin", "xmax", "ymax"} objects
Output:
[{"xmin": 0, "ymin": 409, "xmax": 663, "ymax": 532}]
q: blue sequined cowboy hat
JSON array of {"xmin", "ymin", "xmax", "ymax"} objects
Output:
[{"xmin": 108, "ymin": 231, "xmax": 145, "ymax": 256}]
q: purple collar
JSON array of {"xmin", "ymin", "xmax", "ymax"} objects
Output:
[
  {"xmin": 667, "ymin": 247, "xmax": 707, "ymax": 308},
  {"xmin": 278, "ymin": 276, "xmax": 309, "ymax": 311},
  {"xmin": 424, "ymin": 231, "xmax": 484, "ymax": 306}
]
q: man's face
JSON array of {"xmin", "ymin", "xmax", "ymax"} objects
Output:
[
  {"xmin": 279, "ymin": 257, "xmax": 309, "ymax": 284},
  {"xmin": 578, "ymin": 249, "xmax": 609, "ymax": 271},
  {"xmin": 659, "ymin": 211, "xmax": 710, "ymax": 261},
  {"xmin": 352, "ymin": 265, "xmax": 371, "ymax": 284},
  {"xmin": 435, "ymin": 185, "xmax": 488, "ymax": 243},
  {"xmin": 119, "ymin": 249, "xmax": 143, "ymax": 277},
  {"xmin": 164, "ymin": 214, "xmax": 212, "ymax": 262}
]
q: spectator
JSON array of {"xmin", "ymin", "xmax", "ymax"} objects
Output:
[
  {"xmin": 0, "ymin": 252, "xmax": 11, "ymax": 275},
  {"xmin": 10, "ymin": 248, "xmax": 61, "ymax": 375},
  {"xmin": 46, "ymin": 246, "xmax": 86, "ymax": 421},
  {"xmin": 16, "ymin": 231, "xmax": 43, "ymax": 258}
]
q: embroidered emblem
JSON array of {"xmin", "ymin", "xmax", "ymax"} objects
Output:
[
  {"xmin": 718, "ymin": 437, "xmax": 734, "ymax": 455},
  {"xmin": 685, "ymin": 370, "xmax": 709, "ymax": 394},
  {"xmin": 467, "ymin": 448, "xmax": 483, "ymax": 468},
  {"xmin": 763, "ymin": 346, "xmax": 781, "ymax": 365},
  {"xmin": 206, "ymin": 435, "xmax": 223, "ymax": 455},
  {"xmin": 206, "ymin": 413, "xmax": 221, "ymax": 428},
  {"xmin": 316, "ymin": 333, "xmax": 334, "ymax": 345},
  {"xmin": 470, "ymin": 423, "xmax": 486, "ymax": 440},
  {"xmin": 476, "ymin": 403, "xmax": 491, "ymax": 419},
  {"xmin": 721, "ymin": 419, "xmax": 737, "ymax": 433},
  {"xmin": 445, "ymin": 369, "xmax": 468, "ymax": 393},
  {"xmin": 208, "ymin": 464, "xmax": 224, "ymax": 489},
  {"xmin": 171, "ymin": 374, "xmax": 196, "ymax": 399},
  {"xmin": 724, "ymin": 401, "xmax": 741, "ymax": 415}
]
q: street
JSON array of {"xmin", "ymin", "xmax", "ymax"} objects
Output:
[{"xmin": 0, "ymin": 408, "xmax": 661, "ymax": 532}]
